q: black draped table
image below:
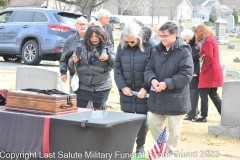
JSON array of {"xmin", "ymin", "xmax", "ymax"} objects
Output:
[{"xmin": 0, "ymin": 107, "xmax": 145, "ymax": 160}]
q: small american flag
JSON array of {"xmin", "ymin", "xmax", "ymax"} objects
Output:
[{"xmin": 149, "ymin": 127, "xmax": 167, "ymax": 160}]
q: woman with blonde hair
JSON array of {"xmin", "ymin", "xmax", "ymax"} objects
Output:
[{"xmin": 193, "ymin": 24, "xmax": 223, "ymax": 122}]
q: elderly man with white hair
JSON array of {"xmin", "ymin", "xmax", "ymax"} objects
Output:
[{"xmin": 97, "ymin": 9, "xmax": 114, "ymax": 48}]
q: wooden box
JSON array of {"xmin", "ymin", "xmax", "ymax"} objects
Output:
[{"xmin": 5, "ymin": 90, "xmax": 77, "ymax": 115}]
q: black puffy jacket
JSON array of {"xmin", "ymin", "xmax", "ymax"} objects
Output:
[{"xmin": 114, "ymin": 40, "xmax": 155, "ymax": 113}]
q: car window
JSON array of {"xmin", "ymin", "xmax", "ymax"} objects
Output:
[
  {"xmin": 0, "ymin": 11, "xmax": 13, "ymax": 23},
  {"xmin": 32, "ymin": 11, "xmax": 49, "ymax": 22},
  {"xmin": 55, "ymin": 12, "xmax": 85, "ymax": 27},
  {"xmin": 12, "ymin": 11, "xmax": 34, "ymax": 22}
]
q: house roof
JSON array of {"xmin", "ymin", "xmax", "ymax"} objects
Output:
[
  {"xmin": 204, "ymin": 0, "xmax": 216, "ymax": 6},
  {"xmin": 189, "ymin": 0, "xmax": 207, "ymax": 5},
  {"xmin": 9, "ymin": 0, "xmax": 46, "ymax": 7}
]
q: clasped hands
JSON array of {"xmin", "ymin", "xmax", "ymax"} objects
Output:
[
  {"xmin": 72, "ymin": 53, "xmax": 109, "ymax": 63},
  {"xmin": 151, "ymin": 79, "xmax": 167, "ymax": 92},
  {"xmin": 122, "ymin": 87, "xmax": 147, "ymax": 99}
]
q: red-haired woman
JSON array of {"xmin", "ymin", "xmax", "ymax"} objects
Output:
[{"xmin": 193, "ymin": 24, "xmax": 223, "ymax": 122}]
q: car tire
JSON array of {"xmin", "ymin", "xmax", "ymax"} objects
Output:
[
  {"xmin": 3, "ymin": 56, "xmax": 22, "ymax": 63},
  {"xmin": 22, "ymin": 40, "xmax": 41, "ymax": 65}
]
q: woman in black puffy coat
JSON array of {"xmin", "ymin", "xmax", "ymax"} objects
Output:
[
  {"xmin": 181, "ymin": 29, "xmax": 200, "ymax": 121},
  {"xmin": 114, "ymin": 22, "xmax": 156, "ymax": 155}
]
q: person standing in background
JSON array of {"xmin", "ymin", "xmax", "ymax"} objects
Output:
[
  {"xmin": 97, "ymin": 9, "xmax": 115, "ymax": 109},
  {"xmin": 114, "ymin": 22, "xmax": 155, "ymax": 156},
  {"xmin": 152, "ymin": 24, "xmax": 162, "ymax": 44},
  {"xmin": 193, "ymin": 24, "xmax": 223, "ymax": 122},
  {"xmin": 144, "ymin": 22, "xmax": 193, "ymax": 155},
  {"xmin": 59, "ymin": 17, "xmax": 88, "ymax": 93},
  {"xmin": 98, "ymin": 9, "xmax": 114, "ymax": 48},
  {"xmin": 181, "ymin": 29, "xmax": 200, "ymax": 121},
  {"xmin": 132, "ymin": 18, "xmax": 156, "ymax": 47}
]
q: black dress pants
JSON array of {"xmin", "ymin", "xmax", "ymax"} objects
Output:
[
  {"xmin": 199, "ymin": 88, "xmax": 221, "ymax": 117},
  {"xmin": 187, "ymin": 88, "xmax": 200, "ymax": 118}
]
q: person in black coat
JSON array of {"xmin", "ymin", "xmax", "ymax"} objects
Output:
[
  {"xmin": 181, "ymin": 29, "xmax": 200, "ymax": 121},
  {"xmin": 114, "ymin": 22, "xmax": 156, "ymax": 156},
  {"xmin": 69, "ymin": 26, "xmax": 115, "ymax": 109},
  {"xmin": 59, "ymin": 17, "xmax": 88, "ymax": 93},
  {"xmin": 144, "ymin": 22, "xmax": 193, "ymax": 154}
]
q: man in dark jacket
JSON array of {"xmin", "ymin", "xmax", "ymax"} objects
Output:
[
  {"xmin": 97, "ymin": 9, "xmax": 114, "ymax": 109},
  {"xmin": 59, "ymin": 17, "xmax": 88, "ymax": 92},
  {"xmin": 97, "ymin": 9, "xmax": 114, "ymax": 48},
  {"xmin": 144, "ymin": 22, "xmax": 193, "ymax": 155}
]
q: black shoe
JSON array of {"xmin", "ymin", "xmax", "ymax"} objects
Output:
[
  {"xmin": 183, "ymin": 117, "xmax": 196, "ymax": 121},
  {"xmin": 136, "ymin": 146, "xmax": 144, "ymax": 157},
  {"xmin": 193, "ymin": 117, "xmax": 207, "ymax": 122}
]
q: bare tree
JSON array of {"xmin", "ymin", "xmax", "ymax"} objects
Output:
[
  {"xmin": 158, "ymin": 0, "xmax": 178, "ymax": 21},
  {"xmin": 130, "ymin": 0, "xmax": 147, "ymax": 16},
  {"xmin": 56, "ymin": 0, "xmax": 109, "ymax": 20},
  {"xmin": 110, "ymin": 0, "xmax": 134, "ymax": 15},
  {"xmin": 217, "ymin": 4, "xmax": 231, "ymax": 18},
  {"xmin": 191, "ymin": 0, "xmax": 203, "ymax": 18},
  {"xmin": 220, "ymin": 0, "xmax": 240, "ymax": 14},
  {"xmin": 144, "ymin": 0, "xmax": 159, "ymax": 26},
  {"xmin": 167, "ymin": 0, "xmax": 178, "ymax": 21}
]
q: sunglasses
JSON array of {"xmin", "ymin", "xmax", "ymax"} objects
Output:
[{"xmin": 125, "ymin": 41, "xmax": 135, "ymax": 44}]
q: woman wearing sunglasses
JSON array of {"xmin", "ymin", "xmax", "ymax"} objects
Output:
[
  {"xmin": 68, "ymin": 25, "xmax": 115, "ymax": 109},
  {"xmin": 114, "ymin": 22, "xmax": 156, "ymax": 156}
]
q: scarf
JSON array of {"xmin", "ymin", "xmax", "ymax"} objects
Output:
[{"xmin": 195, "ymin": 37, "xmax": 206, "ymax": 51}]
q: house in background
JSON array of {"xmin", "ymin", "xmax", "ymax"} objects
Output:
[
  {"xmin": 193, "ymin": 0, "xmax": 232, "ymax": 22},
  {"xmin": 177, "ymin": 0, "xmax": 193, "ymax": 20},
  {"xmin": 196, "ymin": 0, "xmax": 221, "ymax": 22}
]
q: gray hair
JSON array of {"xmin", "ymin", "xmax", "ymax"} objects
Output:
[
  {"xmin": 181, "ymin": 29, "xmax": 194, "ymax": 39},
  {"xmin": 121, "ymin": 22, "xmax": 144, "ymax": 52},
  {"xmin": 97, "ymin": 9, "xmax": 111, "ymax": 19},
  {"xmin": 88, "ymin": 20, "xmax": 102, "ymax": 27}
]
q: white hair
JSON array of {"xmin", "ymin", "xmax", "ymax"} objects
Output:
[
  {"xmin": 97, "ymin": 9, "xmax": 111, "ymax": 19},
  {"xmin": 88, "ymin": 20, "xmax": 102, "ymax": 27},
  {"xmin": 181, "ymin": 29, "xmax": 194, "ymax": 39},
  {"xmin": 121, "ymin": 21, "xmax": 144, "ymax": 52}
]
